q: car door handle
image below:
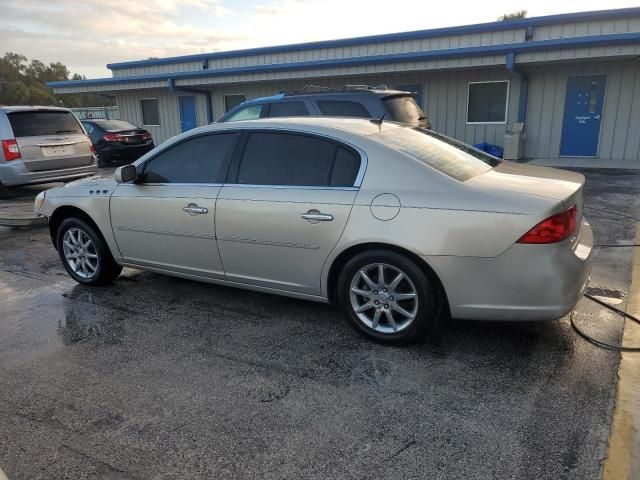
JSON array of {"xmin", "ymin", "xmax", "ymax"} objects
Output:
[
  {"xmin": 182, "ymin": 204, "xmax": 208, "ymax": 215},
  {"xmin": 301, "ymin": 210, "xmax": 333, "ymax": 222}
]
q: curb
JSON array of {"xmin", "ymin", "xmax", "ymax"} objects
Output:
[
  {"xmin": 602, "ymin": 223, "xmax": 640, "ymax": 480},
  {"xmin": 0, "ymin": 200, "xmax": 47, "ymax": 228},
  {"xmin": 0, "ymin": 212, "xmax": 47, "ymax": 228}
]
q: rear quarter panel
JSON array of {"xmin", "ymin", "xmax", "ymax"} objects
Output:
[{"xmin": 321, "ymin": 142, "xmax": 559, "ymax": 296}]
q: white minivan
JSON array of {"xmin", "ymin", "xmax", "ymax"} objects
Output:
[{"xmin": 0, "ymin": 106, "xmax": 97, "ymax": 187}]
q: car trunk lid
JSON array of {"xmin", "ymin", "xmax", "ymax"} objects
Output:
[
  {"xmin": 468, "ymin": 161, "xmax": 585, "ymax": 231},
  {"xmin": 107, "ymin": 129, "xmax": 147, "ymax": 145}
]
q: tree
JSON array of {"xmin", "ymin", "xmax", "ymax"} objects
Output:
[
  {"xmin": 0, "ymin": 51, "xmax": 111, "ymax": 107},
  {"xmin": 498, "ymin": 10, "xmax": 527, "ymax": 21}
]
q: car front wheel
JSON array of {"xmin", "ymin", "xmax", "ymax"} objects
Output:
[
  {"xmin": 56, "ymin": 217, "xmax": 122, "ymax": 285},
  {"xmin": 337, "ymin": 250, "xmax": 442, "ymax": 344}
]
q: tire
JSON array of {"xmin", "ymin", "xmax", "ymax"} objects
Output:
[
  {"xmin": 56, "ymin": 217, "xmax": 122, "ymax": 286},
  {"xmin": 337, "ymin": 250, "xmax": 442, "ymax": 345},
  {"xmin": 96, "ymin": 151, "xmax": 110, "ymax": 168}
]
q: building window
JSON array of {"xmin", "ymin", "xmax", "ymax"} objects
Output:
[
  {"xmin": 224, "ymin": 94, "xmax": 246, "ymax": 113},
  {"xmin": 141, "ymin": 99, "xmax": 160, "ymax": 126},
  {"xmin": 395, "ymin": 84, "xmax": 424, "ymax": 109},
  {"xmin": 466, "ymin": 81, "xmax": 509, "ymax": 124}
]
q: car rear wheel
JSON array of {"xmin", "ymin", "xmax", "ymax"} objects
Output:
[
  {"xmin": 56, "ymin": 217, "xmax": 122, "ymax": 285},
  {"xmin": 337, "ymin": 250, "xmax": 441, "ymax": 344}
]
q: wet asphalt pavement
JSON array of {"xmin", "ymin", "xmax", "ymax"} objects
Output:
[{"xmin": 0, "ymin": 169, "xmax": 639, "ymax": 480}]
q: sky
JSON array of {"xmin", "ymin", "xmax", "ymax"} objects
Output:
[{"xmin": 0, "ymin": 0, "xmax": 637, "ymax": 79}]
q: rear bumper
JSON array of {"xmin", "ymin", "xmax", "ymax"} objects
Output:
[
  {"xmin": 0, "ymin": 159, "xmax": 98, "ymax": 187},
  {"xmin": 96, "ymin": 142, "xmax": 154, "ymax": 160},
  {"xmin": 425, "ymin": 219, "xmax": 594, "ymax": 321}
]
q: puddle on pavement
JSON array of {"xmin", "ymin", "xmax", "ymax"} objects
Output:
[
  {"xmin": 59, "ymin": 288, "xmax": 126, "ymax": 345},
  {"xmin": 586, "ymin": 286, "xmax": 626, "ymax": 306}
]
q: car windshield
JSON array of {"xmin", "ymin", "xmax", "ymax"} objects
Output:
[
  {"xmin": 383, "ymin": 95, "xmax": 426, "ymax": 125},
  {"xmin": 93, "ymin": 120, "xmax": 138, "ymax": 131},
  {"xmin": 8, "ymin": 111, "xmax": 83, "ymax": 137},
  {"xmin": 374, "ymin": 127, "xmax": 500, "ymax": 181}
]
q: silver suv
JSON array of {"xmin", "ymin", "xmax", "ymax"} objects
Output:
[{"xmin": 0, "ymin": 106, "xmax": 97, "ymax": 187}]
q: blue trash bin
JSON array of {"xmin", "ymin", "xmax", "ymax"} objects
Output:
[{"xmin": 473, "ymin": 142, "xmax": 504, "ymax": 159}]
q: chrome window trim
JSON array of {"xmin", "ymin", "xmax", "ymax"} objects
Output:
[
  {"xmin": 118, "ymin": 183, "xmax": 224, "ymax": 187},
  {"xmin": 222, "ymin": 184, "xmax": 359, "ymax": 191},
  {"xmin": 118, "ymin": 182, "xmax": 358, "ymax": 191}
]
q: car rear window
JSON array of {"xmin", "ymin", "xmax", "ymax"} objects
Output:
[
  {"xmin": 8, "ymin": 111, "xmax": 84, "ymax": 137},
  {"xmin": 383, "ymin": 95, "xmax": 425, "ymax": 125},
  {"xmin": 375, "ymin": 127, "xmax": 499, "ymax": 182},
  {"xmin": 93, "ymin": 120, "xmax": 138, "ymax": 131}
]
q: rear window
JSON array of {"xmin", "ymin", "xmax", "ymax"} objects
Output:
[
  {"xmin": 93, "ymin": 120, "xmax": 138, "ymax": 131},
  {"xmin": 383, "ymin": 95, "xmax": 425, "ymax": 125},
  {"xmin": 375, "ymin": 127, "xmax": 499, "ymax": 182},
  {"xmin": 8, "ymin": 111, "xmax": 83, "ymax": 137}
]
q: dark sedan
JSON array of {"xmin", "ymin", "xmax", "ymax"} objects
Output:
[{"xmin": 82, "ymin": 119, "xmax": 154, "ymax": 167}]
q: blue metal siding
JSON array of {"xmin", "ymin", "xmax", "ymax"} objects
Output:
[{"xmin": 48, "ymin": 32, "xmax": 640, "ymax": 90}]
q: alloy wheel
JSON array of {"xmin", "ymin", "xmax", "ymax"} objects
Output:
[
  {"xmin": 62, "ymin": 228, "xmax": 99, "ymax": 279},
  {"xmin": 349, "ymin": 263, "xmax": 419, "ymax": 334}
]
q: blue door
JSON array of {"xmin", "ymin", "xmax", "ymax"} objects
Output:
[
  {"xmin": 560, "ymin": 75, "xmax": 606, "ymax": 157},
  {"xmin": 178, "ymin": 96, "xmax": 197, "ymax": 132}
]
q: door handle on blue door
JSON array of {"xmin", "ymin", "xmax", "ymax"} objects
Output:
[
  {"xmin": 301, "ymin": 209, "xmax": 333, "ymax": 223},
  {"xmin": 183, "ymin": 204, "xmax": 208, "ymax": 215}
]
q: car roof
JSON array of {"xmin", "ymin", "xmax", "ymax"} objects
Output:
[
  {"xmin": 0, "ymin": 105, "xmax": 73, "ymax": 113},
  {"xmin": 204, "ymin": 116, "xmax": 405, "ymax": 138},
  {"xmin": 244, "ymin": 88, "xmax": 411, "ymax": 105},
  {"xmin": 84, "ymin": 118, "xmax": 126, "ymax": 122}
]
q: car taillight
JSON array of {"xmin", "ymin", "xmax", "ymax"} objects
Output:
[
  {"xmin": 103, "ymin": 133, "xmax": 124, "ymax": 142},
  {"xmin": 86, "ymin": 135, "xmax": 95, "ymax": 153},
  {"xmin": 1, "ymin": 139, "xmax": 21, "ymax": 161},
  {"xmin": 142, "ymin": 132, "xmax": 152, "ymax": 140},
  {"xmin": 517, "ymin": 205, "xmax": 578, "ymax": 244}
]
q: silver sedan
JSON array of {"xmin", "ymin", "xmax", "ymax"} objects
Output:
[{"xmin": 35, "ymin": 117, "xmax": 593, "ymax": 344}]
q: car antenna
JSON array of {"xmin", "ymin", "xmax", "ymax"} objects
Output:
[{"xmin": 370, "ymin": 113, "xmax": 386, "ymax": 131}]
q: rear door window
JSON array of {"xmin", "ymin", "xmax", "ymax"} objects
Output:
[
  {"xmin": 267, "ymin": 101, "xmax": 309, "ymax": 117},
  {"xmin": 317, "ymin": 100, "xmax": 371, "ymax": 118},
  {"xmin": 236, "ymin": 132, "xmax": 335, "ymax": 186},
  {"xmin": 8, "ymin": 111, "xmax": 83, "ymax": 137},
  {"xmin": 141, "ymin": 133, "xmax": 239, "ymax": 184},
  {"xmin": 330, "ymin": 147, "xmax": 361, "ymax": 186}
]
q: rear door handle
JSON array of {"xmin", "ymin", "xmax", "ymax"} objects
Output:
[
  {"xmin": 301, "ymin": 210, "xmax": 333, "ymax": 223},
  {"xmin": 183, "ymin": 204, "xmax": 208, "ymax": 215}
]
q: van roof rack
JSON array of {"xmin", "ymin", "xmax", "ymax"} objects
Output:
[{"xmin": 281, "ymin": 84, "xmax": 390, "ymax": 96}]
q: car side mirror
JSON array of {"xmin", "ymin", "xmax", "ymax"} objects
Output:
[{"xmin": 114, "ymin": 164, "xmax": 138, "ymax": 183}]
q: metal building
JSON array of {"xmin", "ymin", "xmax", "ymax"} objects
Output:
[{"xmin": 49, "ymin": 8, "xmax": 640, "ymax": 167}]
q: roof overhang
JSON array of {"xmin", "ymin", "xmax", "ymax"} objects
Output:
[{"xmin": 48, "ymin": 32, "xmax": 640, "ymax": 93}]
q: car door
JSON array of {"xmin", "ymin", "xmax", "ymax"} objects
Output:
[
  {"xmin": 216, "ymin": 130, "xmax": 364, "ymax": 296},
  {"xmin": 110, "ymin": 132, "xmax": 240, "ymax": 278}
]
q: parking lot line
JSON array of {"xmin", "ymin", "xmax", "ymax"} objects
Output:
[{"xmin": 602, "ymin": 223, "xmax": 640, "ymax": 480}]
